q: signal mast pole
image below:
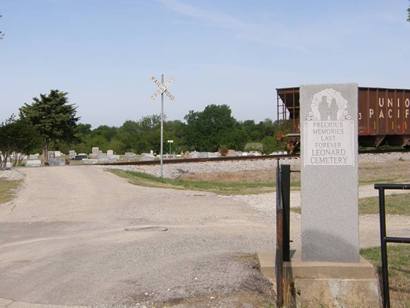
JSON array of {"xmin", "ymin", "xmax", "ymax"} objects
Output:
[
  {"xmin": 150, "ymin": 74, "xmax": 175, "ymax": 179},
  {"xmin": 160, "ymin": 74, "xmax": 164, "ymax": 178}
]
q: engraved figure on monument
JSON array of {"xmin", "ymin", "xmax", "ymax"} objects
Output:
[
  {"xmin": 307, "ymin": 88, "xmax": 352, "ymax": 121},
  {"xmin": 303, "ymin": 88, "xmax": 354, "ymax": 166}
]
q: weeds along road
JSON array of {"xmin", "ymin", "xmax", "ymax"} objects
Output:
[{"xmin": 0, "ymin": 166, "xmax": 276, "ymax": 307}]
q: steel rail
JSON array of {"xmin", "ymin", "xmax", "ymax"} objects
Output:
[{"xmin": 95, "ymin": 148, "xmax": 409, "ymax": 167}]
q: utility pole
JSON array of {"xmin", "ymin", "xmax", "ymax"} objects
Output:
[{"xmin": 151, "ymin": 74, "xmax": 175, "ymax": 179}]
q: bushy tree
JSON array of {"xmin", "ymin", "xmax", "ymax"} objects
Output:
[
  {"xmin": 75, "ymin": 125, "xmax": 119, "ymax": 153},
  {"xmin": 241, "ymin": 120, "xmax": 262, "ymax": 141},
  {"xmin": 0, "ymin": 116, "xmax": 40, "ymax": 169},
  {"xmin": 20, "ymin": 90, "xmax": 79, "ymax": 165},
  {"xmin": 261, "ymin": 136, "xmax": 280, "ymax": 154},
  {"xmin": 0, "ymin": 14, "xmax": 4, "ymax": 39},
  {"xmin": 164, "ymin": 120, "xmax": 187, "ymax": 153},
  {"xmin": 116, "ymin": 116, "xmax": 160, "ymax": 153},
  {"xmin": 408, "ymin": 4, "xmax": 410, "ymax": 21},
  {"xmin": 184, "ymin": 104, "xmax": 239, "ymax": 151}
]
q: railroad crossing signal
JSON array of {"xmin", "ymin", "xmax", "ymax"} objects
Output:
[
  {"xmin": 151, "ymin": 76, "xmax": 175, "ymax": 102},
  {"xmin": 150, "ymin": 74, "xmax": 175, "ymax": 179}
]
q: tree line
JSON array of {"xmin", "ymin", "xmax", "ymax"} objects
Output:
[
  {"xmin": 71, "ymin": 104, "xmax": 290, "ymax": 155},
  {"xmin": 0, "ymin": 89, "xmax": 290, "ymax": 168}
]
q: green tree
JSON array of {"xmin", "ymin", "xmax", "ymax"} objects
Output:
[
  {"xmin": 114, "ymin": 115, "xmax": 161, "ymax": 154},
  {"xmin": 164, "ymin": 120, "xmax": 187, "ymax": 153},
  {"xmin": 408, "ymin": 4, "xmax": 410, "ymax": 21},
  {"xmin": 116, "ymin": 120, "xmax": 147, "ymax": 153},
  {"xmin": 93, "ymin": 125, "xmax": 118, "ymax": 141},
  {"xmin": 241, "ymin": 120, "xmax": 262, "ymax": 141},
  {"xmin": 52, "ymin": 105, "xmax": 283, "ymax": 156},
  {"xmin": 184, "ymin": 104, "xmax": 239, "ymax": 151},
  {"xmin": 72, "ymin": 123, "xmax": 120, "ymax": 154},
  {"xmin": 76, "ymin": 123, "xmax": 92, "ymax": 136},
  {"xmin": 0, "ymin": 116, "xmax": 40, "ymax": 169},
  {"xmin": 261, "ymin": 136, "xmax": 280, "ymax": 154},
  {"xmin": 20, "ymin": 90, "xmax": 79, "ymax": 165},
  {"xmin": 0, "ymin": 14, "xmax": 4, "ymax": 39}
]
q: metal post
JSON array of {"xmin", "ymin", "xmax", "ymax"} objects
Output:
[
  {"xmin": 281, "ymin": 164, "xmax": 291, "ymax": 262},
  {"xmin": 374, "ymin": 183, "xmax": 410, "ymax": 308},
  {"xmin": 378, "ymin": 188, "xmax": 390, "ymax": 308},
  {"xmin": 275, "ymin": 159, "xmax": 283, "ymax": 307},
  {"xmin": 160, "ymin": 73, "xmax": 164, "ymax": 179},
  {"xmin": 151, "ymin": 74, "xmax": 174, "ymax": 178}
]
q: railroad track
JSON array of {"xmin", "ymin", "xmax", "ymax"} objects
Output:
[
  {"xmin": 99, "ymin": 153, "xmax": 298, "ymax": 166},
  {"xmin": 97, "ymin": 148, "xmax": 409, "ymax": 166}
]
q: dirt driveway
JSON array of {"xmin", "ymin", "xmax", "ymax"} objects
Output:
[
  {"xmin": 0, "ymin": 166, "xmax": 408, "ymax": 307},
  {"xmin": 0, "ymin": 166, "xmax": 275, "ymax": 307}
]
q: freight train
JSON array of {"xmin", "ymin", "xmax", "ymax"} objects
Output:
[{"xmin": 276, "ymin": 86, "xmax": 410, "ymax": 152}]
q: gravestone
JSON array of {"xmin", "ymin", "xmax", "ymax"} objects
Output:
[
  {"xmin": 29, "ymin": 154, "xmax": 39, "ymax": 160},
  {"xmin": 124, "ymin": 152, "xmax": 138, "ymax": 161},
  {"xmin": 140, "ymin": 153, "xmax": 155, "ymax": 161},
  {"xmin": 26, "ymin": 159, "xmax": 41, "ymax": 167},
  {"xmin": 198, "ymin": 152, "xmax": 209, "ymax": 158},
  {"xmin": 68, "ymin": 150, "xmax": 77, "ymax": 159},
  {"xmin": 89, "ymin": 147, "xmax": 101, "ymax": 159},
  {"xmin": 300, "ymin": 83, "xmax": 359, "ymax": 262}
]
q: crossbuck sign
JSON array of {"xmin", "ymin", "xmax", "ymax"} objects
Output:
[{"xmin": 151, "ymin": 76, "xmax": 175, "ymax": 102}]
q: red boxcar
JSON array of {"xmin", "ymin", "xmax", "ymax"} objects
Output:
[{"xmin": 277, "ymin": 87, "xmax": 410, "ymax": 148}]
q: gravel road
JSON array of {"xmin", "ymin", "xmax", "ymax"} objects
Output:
[
  {"xmin": 227, "ymin": 191, "xmax": 410, "ymax": 249},
  {"xmin": 0, "ymin": 166, "xmax": 275, "ymax": 307},
  {"xmin": 0, "ymin": 165, "xmax": 408, "ymax": 307}
]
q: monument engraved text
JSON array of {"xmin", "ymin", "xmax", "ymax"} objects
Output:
[{"xmin": 304, "ymin": 88, "xmax": 354, "ymax": 166}]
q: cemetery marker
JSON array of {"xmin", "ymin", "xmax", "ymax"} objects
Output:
[{"xmin": 300, "ymin": 83, "xmax": 359, "ymax": 262}]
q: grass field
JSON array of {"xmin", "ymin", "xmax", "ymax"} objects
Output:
[
  {"xmin": 0, "ymin": 179, "xmax": 21, "ymax": 204},
  {"xmin": 180, "ymin": 169, "xmax": 301, "ymax": 189},
  {"xmin": 359, "ymin": 160, "xmax": 410, "ymax": 185},
  {"xmin": 108, "ymin": 169, "xmax": 277, "ymax": 195},
  {"xmin": 359, "ymin": 193, "xmax": 410, "ymax": 215},
  {"xmin": 109, "ymin": 158, "xmax": 410, "ymax": 195},
  {"xmin": 361, "ymin": 245, "xmax": 410, "ymax": 307},
  {"xmin": 291, "ymin": 193, "xmax": 410, "ymax": 215}
]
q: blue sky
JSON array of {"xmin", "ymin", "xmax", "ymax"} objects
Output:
[{"xmin": 1, "ymin": 0, "xmax": 409, "ymax": 126}]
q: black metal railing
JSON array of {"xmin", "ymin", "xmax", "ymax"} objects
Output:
[
  {"xmin": 375, "ymin": 183, "xmax": 410, "ymax": 308},
  {"xmin": 275, "ymin": 162, "xmax": 291, "ymax": 307}
]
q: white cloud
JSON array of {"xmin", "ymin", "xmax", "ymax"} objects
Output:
[
  {"xmin": 159, "ymin": 0, "xmax": 245, "ymax": 29},
  {"xmin": 158, "ymin": 0, "xmax": 306, "ymax": 50}
]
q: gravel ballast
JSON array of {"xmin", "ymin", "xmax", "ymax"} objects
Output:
[{"xmin": 105, "ymin": 152, "xmax": 410, "ymax": 179}]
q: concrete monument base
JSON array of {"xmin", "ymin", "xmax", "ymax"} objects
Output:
[{"xmin": 258, "ymin": 252, "xmax": 381, "ymax": 307}]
